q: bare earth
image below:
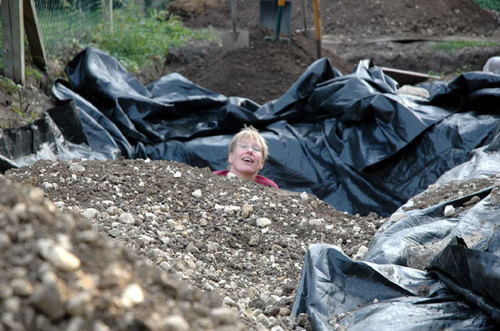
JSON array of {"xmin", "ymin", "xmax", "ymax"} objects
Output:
[{"xmin": 0, "ymin": 0, "xmax": 499, "ymax": 330}]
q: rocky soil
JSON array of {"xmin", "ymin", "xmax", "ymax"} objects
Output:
[
  {"xmin": 2, "ymin": 158, "xmax": 498, "ymax": 330},
  {"xmin": 1, "ymin": 0, "xmax": 500, "ymax": 330}
]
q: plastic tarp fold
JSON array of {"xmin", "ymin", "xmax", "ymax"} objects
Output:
[
  {"xmin": 291, "ymin": 134, "xmax": 500, "ymax": 329},
  {"xmin": 0, "ymin": 101, "xmax": 113, "ymax": 170},
  {"xmin": 1, "ymin": 47, "xmax": 499, "ymax": 329},
  {"xmin": 291, "ymin": 244, "xmax": 497, "ymax": 330},
  {"xmin": 1, "ymin": 47, "xmax": 499, "ymax": 218}
]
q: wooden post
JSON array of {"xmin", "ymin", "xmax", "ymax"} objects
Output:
[
  {"xmin": 1, "ymin": 0, "xmax": 25, "ymax": 84},
  {"xmin": 312, "ymin": 0, "xmax": 322, "ymax": 58},
  {"xmin": 23, "ymin": 0, "xmax": 47, "ymax": 70},
  {"xmin": 102, "ymin": 0, "xmax": 113, "ymax": 31}
]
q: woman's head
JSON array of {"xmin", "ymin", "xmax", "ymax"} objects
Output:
[
  {"xmin": 227, "ymin": 125, "xmax": 269, "ymax": 180},
  {"xmin": 228, "ymin": 125, "xmax": 269, "ymax": 160}
]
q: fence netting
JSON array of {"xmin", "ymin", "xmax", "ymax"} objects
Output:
[
  {"xmin": 1, "ymin": 0, "xmax": 161, "ymax": 68},
  {"xmin": 34, "ymin": 0, "xmax": 104, "ymax": 56}
]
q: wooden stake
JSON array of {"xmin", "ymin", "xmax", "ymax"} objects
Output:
[
  {"xmin": 1, "ymin": 0, "xmax": 25, "ymax": 84},
  {"xmin": 312, "ymin": 0, "xmax": 322, "ymax": 58},
  {"xmin": 24, "ymin": 0, "xmax": 47, "ymax": 70}
]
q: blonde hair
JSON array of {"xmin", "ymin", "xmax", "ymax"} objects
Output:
[{"xmin": 228, "ymin": 125, "xmax": 269, "ymax": 161}]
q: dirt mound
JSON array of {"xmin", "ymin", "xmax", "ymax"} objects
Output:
[
  {"xmin": 160, "ymin": 0, "xmax": 500, "ymax": 103},
  {"xmin": 171, "ymin": 0, "xmax": 499, "ymax": 39},
  {"xmin": 168, "ymin": 25, "xmax": 352, "ymax": 104},
  {"xmin": 0, "ymin": 174, "xmax": 246, "ymax": 330},
  {"xmin": 2, "ymin": 0, "xmax": 500, "ymax": 128}
]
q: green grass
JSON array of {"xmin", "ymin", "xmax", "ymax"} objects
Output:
[
  {"xmin": 432, "ymin": 40, "xmax": 500, "ymax": 54},
  {"xmin": 32, "ymin": 0, "xmax": 215, "ymax": 72},
  {"xmin": 474, "ymin": 0, "xmax": 500, "ymax": 11},
  {"xmin": 89, "ymin": 2, "xmax": 216, "ymax": 72}
]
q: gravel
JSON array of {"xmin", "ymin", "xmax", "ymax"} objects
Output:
[{"xmin": 2, "ymin": 158, "xmax": 497, "ymax": 330}]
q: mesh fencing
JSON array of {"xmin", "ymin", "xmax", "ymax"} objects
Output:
[
  {"xmin": 35, "ymin": 0, "xmax": 104, "ymax": 57},
  {"xmin": 0, "ymin": 0, "xmax": 117, "ymax": 68},
  {"xmin": 0, "ymin": 0, "xmax": 165, "ymax": 69}
]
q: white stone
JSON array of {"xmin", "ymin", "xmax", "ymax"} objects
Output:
[
  {"xmin": 120, "ymin": 283, "xmax": 144, "ymax": 308},
  {"xmin": 444, "ymin": 205, "xmax": 455, "ymax": 217},
  {"xmin": 241, "ymin": 203, "xmax": 253, "ymax": 218},
  {"xmin": 138, "ymin": 235, "xmax": 154, "ymax": 245},
  {"xmin": 41, "ymin": 182, "xmax": 54, "ymax": 190},
  {"xmin": 82, "ymin": 208, "xmax": 100, "ymax": 219},
  {"xmin": 192, "ymin": 189, "xmax": 202, "ymax": 198},
  {"xmin": 357, "ymin": 245, "xmax": 368, "ymax": 256},
  {"xmin": 53, "ymin": 201, "xmax": 66, "ymax": 209},
  {"xmin": 224, "ymin": 205, "xmax": 241, "ymax": 214},
  {"xmin": 396, "ymin": 85, "xmax": 430, "ymax": 99},
  {"xmin": 0, "ymin": 232, "xmax": 11, "ymax": 249},
  {"xmin": 119, "ymin": 212, "xmax": 135, "ymax": 224},
  {"xmin": 10, "ymin": 278, "xmax": 33, "ymax": 296},
  {"xmin": 106, "ymin": 206, "xmax": 120, "ymax": 215},
  {"xmin": 309, "ymin": 218, "xmax": 324, "ymax": 226},
  {"xmin": 162, "ymin": 315, "xmax": 190, "ymax": 331},
  {"xmin": 37, "ymin": 239, "xmax": 81, "ymax": 271},
  {"xmin": 256, "ymin": 217, "xmax": 272, "ymax": 227},
  {"xmin": 69, "ymin": 163, "xmax": 86, "ymax": 173}
]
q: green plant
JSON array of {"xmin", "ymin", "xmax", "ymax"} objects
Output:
[
  {"xmin": 0, "ymin": 76, "xmax": 21, "ymax": 96},
  {"xmin": 89, "ymin": 1, "xmax": 215, "ymax": 72},
  {"xmin": 25, "ymin": 66, "xmax": 44, "ymax": 81},
  {"xmin": 0, "ymin": 76, "xmax": 38, "ymax": 124},
  {"xmin": 474, "ymin": 0, "xmax": 500, "ymax": 11},
  {"xmin": 432, "ymin": 40, "xmax": 500, "ymax": 54}
]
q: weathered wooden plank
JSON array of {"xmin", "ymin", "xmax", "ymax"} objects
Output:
[
  {"xmin": 1, "ymin": 0, "xmax": 25, "ymax": 84},
  {"xmin": 23, "ymin": 0, "xmax": 46, "ymax": 69}
]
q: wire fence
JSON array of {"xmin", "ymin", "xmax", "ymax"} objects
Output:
[
  {"xmin": 35, "ymin": 0, "xmax": 104, "ymax": 56},
  {"xmin": 1, "ymin": 0, "xmax": 167, "ymax": 69},
  {"xmin": 0, "ymin": 0, "xmax": 117, "ymax": 69}
]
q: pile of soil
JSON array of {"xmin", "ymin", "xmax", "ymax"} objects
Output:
[
  {"xmin": 171, "ymin": 0, "xmax": 498, "ymax": 37},
  {"xmin": 153, "ymin": 26, "xmax": 353, "ymax": 104},
  {"xmin": 154, "ymin": 0, "xmax": 500, "ymax": 102},
  {"xmin": 2, "ymin": 0, "xmax": 500, "ymax": 127},
  {"xmin": 3, "ymin": 158, "xmax": 497, "ymax": 330},
  {"xmin": 1, "ymin": 1, "xmax": 499, "ymax": 329}
]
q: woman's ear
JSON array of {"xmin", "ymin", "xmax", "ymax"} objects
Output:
[
  {"xmin": 259, "ymin": 160, "xmax": 265, "ymax": 170},
  {"xmin": 228, "ymin": 152, "xmax": 234, "ymax": 165}
]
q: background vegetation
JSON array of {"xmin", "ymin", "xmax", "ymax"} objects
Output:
[
  {"xmin": 89, "ymin": 1, "xmax": 214, "ymax": 72},
  {"xmin": 475, "ymin": 0, "xmax": 500, "ymax": 11}
]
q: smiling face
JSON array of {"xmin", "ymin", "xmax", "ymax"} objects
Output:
[{"xmin": 228, "ymin": 138, "xmax": 265, "ymax": 180}]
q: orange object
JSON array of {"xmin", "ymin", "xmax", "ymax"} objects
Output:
[{"xmin": 312, "ymin": 0, "xmax": 322, "ymax": 58}]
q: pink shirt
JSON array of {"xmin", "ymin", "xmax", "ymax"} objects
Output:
[{"xmin": 213, "ymin": 170, "xmax": 279, "ymax": 189}]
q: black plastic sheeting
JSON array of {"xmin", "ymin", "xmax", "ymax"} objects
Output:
[
  {"xmin": 1, "ymin": 47, "xmax": 499, "ymax": 329},
  {"xmin": 1, "ymin": 47, "xmax": 499, "ymax": 218},
  {"xmin": 291, "ymin": 134, "xmax": 500, "ymax": 329}
]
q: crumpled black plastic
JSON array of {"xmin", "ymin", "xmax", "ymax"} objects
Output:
[
  {"xmin": 1, "ymin": 47, "xmax": 499, "ymax": 218},
  {"xmin": 291, "ymin": 244, "xmax": 498, "ymax": 330},
  {"xmin": 291, "ymin": 134, "xmax": 500, "ymax": 329}
]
